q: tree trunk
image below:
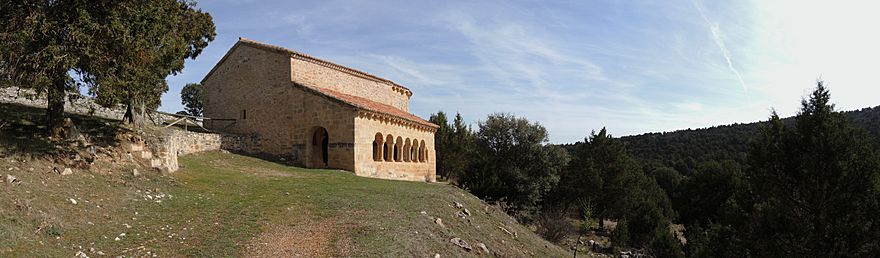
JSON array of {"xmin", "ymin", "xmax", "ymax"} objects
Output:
[
  {"xmin": 46, "ymin": 75, "xmax": 66, "ymax": 138},
  {"xmin": 123, "ymin": 99, "xmax": 133, "ymax": 124},
  {"xmin": 123, "ymin": 97, "xmax": 146, "ymax": 127},
  {"xmin": 136, "ymin": 100, "xmax": 146, "ymax": 126}
]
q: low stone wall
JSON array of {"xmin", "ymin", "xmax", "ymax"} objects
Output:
[
  {"xmin": 2, "ymin": 87, "xmax": 262, "ymax": 173},
  {"xmin": 1, "ymin": 87, "xmax": 180, "ymax": 125},
  {"xmin": 148, "ymin": 130, "xmax": 260, "ymax": 172},
  {"xmin": 2, "ymin": 87, "xmax": 126, "ymax": 120},
  {"xmin": 166, "ymin": 130, "xmax": 259, "ymax": 155}
]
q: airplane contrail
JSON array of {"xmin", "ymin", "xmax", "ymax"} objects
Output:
[{"xmin": 693, "ymin": 0, "xmax": 748, "ymax": 92}]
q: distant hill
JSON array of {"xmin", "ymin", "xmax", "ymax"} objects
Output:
[{"xmin": 617, "ymin": 105, "xmax": 880, "ymax": 166}]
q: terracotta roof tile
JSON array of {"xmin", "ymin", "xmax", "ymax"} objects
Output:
[
  {"xmin": 202, "ymin": 38, "xmax": 434, "ymax": 129},
  {"xmin": 298, "ymin": 84, "xmax": 438, "ymax": 129}
]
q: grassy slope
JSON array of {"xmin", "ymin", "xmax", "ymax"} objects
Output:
[
  {"xmin": 1, "ymin": 151, "xmax": 569, "ymax": 257},
  {"xmin": 0, "ymin": 102, "xmax": 568, "ymax": 257}
]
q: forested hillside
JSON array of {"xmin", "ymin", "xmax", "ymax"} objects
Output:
[
  {"xmin": 432, "ymin": 84, "xmax": 880, "ymax": 257},
  {"xmin": 619, "ymin": 105, "xmax": 880, "ymax": 166}
]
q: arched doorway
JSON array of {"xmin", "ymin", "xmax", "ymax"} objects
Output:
[{"xmin": 311, "ymin": 127, "xmax": 329, "ymax": 167}]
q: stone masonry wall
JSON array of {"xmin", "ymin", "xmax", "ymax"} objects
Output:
[
  {"xmin": 1, "ymin": 87, "xmax": 260, "ymax": 173},
  {"xmin": 291, "ymin": 58, "xmax": 410, "ymax": 112},
  {"xmin": 202, "ymin": 41, "xmax": 436, "ymax": 181},
  {"xmin": 1, "ymin": 87, "xmax": 180, "ymax": 125},
  {"xmin": 2, "ymin": 87, "xmax": 127, "ymax": 120},
  {"xmin": 166, "ymin": 130, "xmax": 258, "ymax": 156},
  {"xmin": 150, "ymin": 130, "xmax": 259, "ymax": 172},
  {"xmin": 354, "ymin": 114, "xmax": 437, "ymax": 182},
  {"xmin": 202, "ymin": 44, "xmax": 357, "ymax": 171}
]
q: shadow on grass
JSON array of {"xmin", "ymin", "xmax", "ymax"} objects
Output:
[
  {"xmin": 224, "ymin": 149, "xmax": 321, "ymax": 171},
  {"xmin": 0, "ymin": 103, "xmax": 128, "ymax": 158}
]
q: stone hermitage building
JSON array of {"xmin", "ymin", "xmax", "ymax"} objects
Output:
[{"xmin": 201, "ymin": 38, "xmax": 438, "ymax": 182}]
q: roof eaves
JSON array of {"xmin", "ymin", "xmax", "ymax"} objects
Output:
[
  {"xmin": 199, "ymin": 42, "xmax": 245, "ymax": 85},
  {"xmin": 290, "ymin": 82, "xmax": 437, "ymax": 129},
  {"xmin": 238, "ymin": 38, "xmax": 413, "ymax": 96}
]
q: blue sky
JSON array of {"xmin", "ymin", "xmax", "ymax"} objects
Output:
[{"xmin": 162, "ymin": 0, "xmax": 880, "ymax": 143}]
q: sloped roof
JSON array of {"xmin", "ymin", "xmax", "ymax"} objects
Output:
[
  {"xmin": 201, "ymin": 38, "xmax": 436, "ymax": 130},
  {"xmin": 293, "ymin": 83, "xmax": 438, "ymax": 129},
  {"xmin": 235, "ymin": 38, "xmax": 412, "ymax": 95}
]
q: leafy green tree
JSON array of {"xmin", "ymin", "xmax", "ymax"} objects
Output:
[
  {"xmin": 0, "ymin": 0, "xmax": 215, "ymax": 136},
  {"xmin": 683, "ymin": 223, "xmax": 708, "ymax": 258},
  {"xmin": 618, "ymin": 169, "xmax": 676, "ymax": 248},
  {"xmin": 612, "ymin": 219, "xmax": 630, "ymax": 247},
  {"xmin": 460, "ymin": 113, "xmax": 569, "ymax": 221},
  {"xmin": 553, "ymin": 128, "xmax": 679, "ymax": 251},
  {"xmin": 673, "ymin": 160, "xmax": 744, "ymax": 226},
  {"xmin": 699, "ymin": 222, "xmax": 750, "ymax": 258},
  {"xmin": 651, "ymin": 226, "xmax": 684, "ymax": 258},
  {"xmin": 180, "ymin": 83, "xmax": 205, "ymax": 116},
  {"xmin": 651, "ymin": 166, "xmax": 683, "ymax": 196},
  {"xmin": 745, "ymin": 81, "xmax": 880, "ymax": 257},
  {"xmin": 549, "ymin": 128, "xmax": 623, "ymax": 217}
]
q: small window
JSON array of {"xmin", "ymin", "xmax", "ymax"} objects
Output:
[{"xmin": 241, "ymin": 109, "xmax": 247, "ymax": 120}]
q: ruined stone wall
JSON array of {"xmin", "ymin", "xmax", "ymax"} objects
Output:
[
  {"xmin": 1, "ymin": 87, "xmax": 128, "ymax": 120},
  {"xmin": 290, "ymin": 58, "xmax": 410, "ymax": 111},
  {"xmin": 354, "ymin": 114, "xmax": 436, "ymax": 182},
  {"xmin": 1, "ymin": 87, "xmax": 183, "ymax": 125},
  {"xmin": 203, "ymin": 45, "xmax": 357, "ymax": 171}
]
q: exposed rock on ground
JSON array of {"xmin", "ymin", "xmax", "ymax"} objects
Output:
[
  {"xmin": 450, "ymin": 237, "xmax": 472, "ymax": 251},
  {"xmin": 477, "ymin": 242, "xmax": 490, "ymax": 254}
]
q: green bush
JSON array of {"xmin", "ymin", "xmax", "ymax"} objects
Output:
[{"xmin": 612, "ymin": 219, "xmax": 629, "ymax": 248}]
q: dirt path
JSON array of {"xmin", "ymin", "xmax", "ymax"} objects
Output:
[{"xmin": 242, "ymin": 217, "xmax": 351, "ymax": 257}]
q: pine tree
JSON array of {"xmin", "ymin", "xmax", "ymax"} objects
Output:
[
  {"xmin": 746, "ymin": 81, "xmax": 880, "ymax": 257},
  {"xmin": 551, "ymin": 128, "xmax": 678, "ymax": 251},
  {"xmin": 429, "ymin": 111, "xmax": 451, "ymax": 179},
  {"xmin": 429, "ymin": 111, "xmax": 475, "ymax": 184},
  {"xmin": 446, "ymin": 113, "xmax": 474, "ymax": 183}
]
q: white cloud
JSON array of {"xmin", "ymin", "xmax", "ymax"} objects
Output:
[
  {"xmin": 160, "ymin": 0, "xmax": 880, "ymax": 143},
  {"xmin": 330, "ymin": 2, "xmax": 763, "ymax": 142},
  {"xmin": 281, "ymin": 14, "xmax": 313, "ymax": 35},
  {"xmin": 748, "ymin": 0, "xmax": 880, "ymax": 115},
  {"xmin": 430, "ymin": 9, "xmax": 667, "ymax": 141}
]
